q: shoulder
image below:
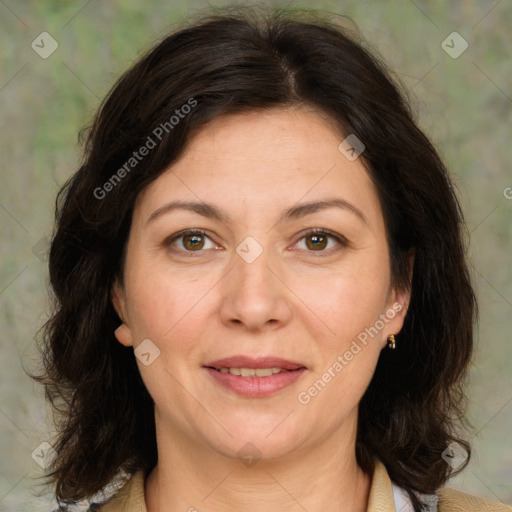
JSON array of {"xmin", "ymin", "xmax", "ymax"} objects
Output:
[{"xmin": 438, "ymin": 486, "xmax": 512, "ymax": 511}]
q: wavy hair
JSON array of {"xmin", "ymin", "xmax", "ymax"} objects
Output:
[{"xmin": 35, "ymin": 7, "xmax": 475, "ymax": 511}]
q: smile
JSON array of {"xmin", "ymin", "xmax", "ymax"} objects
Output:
[
  {"xmin": 214, "ymin": 367, "xmax": 290, "ymax": 377},
  {"xmin": 205, "ymin": 366, "xmax": 306, "ymax": 397}
]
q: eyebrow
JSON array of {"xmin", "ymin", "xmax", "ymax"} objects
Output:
[{"xmin": 146, "ymin": 197, "xmax": 368, "ymax": 226}]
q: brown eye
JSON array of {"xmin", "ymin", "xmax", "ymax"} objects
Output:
[
  {"xmin": 305, "ymin": 233, "xmax": 328, "ymax": 250},
  {"xmin": 165, "ymin": 230, "xmax": 216, "ymax": 253},
  {"xmin": 295, "ymin": 229, "xmax": 346, "ymax": 253},
  {"xmin": 182, "ymin": 232, "xmax": 205, "ymax": 250}
]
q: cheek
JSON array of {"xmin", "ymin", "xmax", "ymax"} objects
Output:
[
  {"xmin": 126, "ymin": 280, "xmax": 173, "ymax": 339},
  {"xmin": 125, "ymin": 263, "xmax": 215, "ymax": 356},
  {"xmin": 303, "ymin": 261, "xmax": 390, "ymax": 344},
  {"xmin": 300, "ymin": 255, "xmax": 389, "ymax": 411},
  {"xmin": 313, "ymin": 348, "xmax": 380, "ymax": 420}
]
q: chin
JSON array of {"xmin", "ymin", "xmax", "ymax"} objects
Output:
[{"xmin": 204, "ymin": 419, "xmax": 303, "ymax": 460}]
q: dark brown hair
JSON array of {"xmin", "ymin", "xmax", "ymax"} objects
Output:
[{"xmin": 36, "ymin": 6, "xmax": 475, "ymax": 510}]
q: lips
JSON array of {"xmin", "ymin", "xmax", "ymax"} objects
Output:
[
  {"xmin": 205, "ymin": 356, "xmax": 305, "ymax": 371},
  {"xmin": 204, "ymin": 356, "xmax": 307, "ymax": 397}
]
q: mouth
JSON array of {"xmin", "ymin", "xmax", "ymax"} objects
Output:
[
  {"xmin": 203, "ymin": 356, "xmax": 307, "ymax": 397},
  {"xmin": 205, "ymin": 356, "xmax": 305, "ymax": 371},
  {"xmin": 209, "ymin": 367, "xmax": 296, "ymax": 377}
]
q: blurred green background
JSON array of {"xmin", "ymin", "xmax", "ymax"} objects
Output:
[{"xmin": 0, "ymin": 0, "xmax": 510, "ymax": 510}]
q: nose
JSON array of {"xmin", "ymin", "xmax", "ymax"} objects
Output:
[{"xmin": 218, "ymin": 242, "xmax": 293, "ymax": 332}]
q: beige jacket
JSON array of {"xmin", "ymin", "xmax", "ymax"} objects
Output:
[{"xmin": 96, "ymin": 460, "xmax": 512, "ymax": 511}]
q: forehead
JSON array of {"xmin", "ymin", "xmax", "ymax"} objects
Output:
[
  {"xmin": 134, "ymin": 107, "xmax": 383, "ymax": 229},
  {"xmin": 173, "ymin": 107, "xmax": 353, "ymax": 174}
]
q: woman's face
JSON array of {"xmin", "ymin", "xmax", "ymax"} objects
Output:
[{"xmin": 112, "ymin": 107, "xmax": 410, "ymax": 462}]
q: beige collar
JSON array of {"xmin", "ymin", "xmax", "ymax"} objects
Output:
[{"xmin": 367, "ymin": 460, "xmax": 396, "ymax": 512}]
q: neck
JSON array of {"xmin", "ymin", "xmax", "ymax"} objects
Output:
[{"xmin": 145, "ymin": 412, "xmax": 371, "ymax": 512}]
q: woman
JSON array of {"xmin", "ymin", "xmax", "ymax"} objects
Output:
[{"xmin": 37, "ymin": 7, "xmax": 511, "ymax": 512}]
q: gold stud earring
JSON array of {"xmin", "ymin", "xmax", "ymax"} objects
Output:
[{"xmin": 387, "ymin": 334, "xmax": 396, "ymax": 349}]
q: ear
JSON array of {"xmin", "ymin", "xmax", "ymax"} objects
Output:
[
  {"xmin": 381, "ymin": 250, "xmax": 415, "ymax": 348},
  {"xmin": 111, "ymin": 278, "xmax": 133, "ymax": 347}
]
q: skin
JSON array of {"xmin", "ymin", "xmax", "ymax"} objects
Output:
[{"xmin": 111, "ymin": 106, "xmax": 411, "ymax": 512}]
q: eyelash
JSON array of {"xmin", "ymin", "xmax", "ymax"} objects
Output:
[{"xmin": 163, "ymin": 228, "xmax": 348, "ymax": 256}]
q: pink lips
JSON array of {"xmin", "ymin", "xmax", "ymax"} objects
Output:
[
  {"xmin": 206, "ymin": 356, "xmax": 305, "ymax": 371},
  {"xmin": 204, "ymin": 356, "xmax": 307, "ymax": 398}
]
